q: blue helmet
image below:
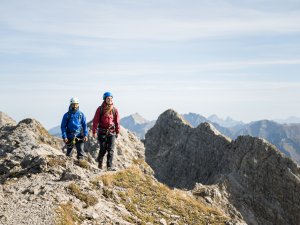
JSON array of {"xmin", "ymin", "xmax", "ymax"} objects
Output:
[{"xmin": 103, "ymin": 92, "xmax": 113, "ymax": 100}]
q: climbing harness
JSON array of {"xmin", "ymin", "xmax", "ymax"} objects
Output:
[
  {"xmin": 65, "ymin": 137, "xmax": 83, "ymax": 148},
  {"xmin": 98, "ymin": 124, "xmax": 116, "ymax": 137}
]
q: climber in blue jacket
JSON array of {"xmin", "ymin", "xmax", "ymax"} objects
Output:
[{"xmin": 61, "ymin": 97, "xmax": 88, "ymax": 160}]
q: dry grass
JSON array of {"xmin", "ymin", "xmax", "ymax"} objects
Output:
[
  {"xmin": 47, "ymin": 156, "xmax": 66, "ymax": 168},
  {"xmin": 95, "ymin": 165, "xmax": 229, "ymax": 225},
  {"xmin": 78, "ymin": 159, "xmax": 90, "ymax": 170},
  {"xmin": 68, "ymin": 183, "xmax": 98, "ymax": 207},
  {"xmin": 55, "ymin": 202, "xmax": 81, "ymax": 225}
]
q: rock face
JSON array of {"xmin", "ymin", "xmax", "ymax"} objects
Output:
[
  {"xmin": 233, "ymin": 120, "xmax": 300, "ymax": 165},
  {"xmin": 182, "ymin": 112, "xmax": 234, "ymax": 138},
  {"xmin": 145, "ymin": 109, "xmax": 300, "ymax": 225},
  {"xmin": 0, "ymin": 117, "xmax": 145, "ymax": 225},
  {"xmin": 182, "ymin": 113, "xmax": 300, "ymax": 165}
]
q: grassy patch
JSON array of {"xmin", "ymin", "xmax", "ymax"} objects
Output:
[
  {"xmin": 55, "ymin": 202, "xmax": 81, "ymax": 225},
  {"xmin": 96, "ymin": 165, "xmax": 229, "ymax": 225},
  {"xmin": 68, "ymin": 183, "xmax": 98, "ymax": 207},
  {"xmin": 47, "ymin": 156, "xmax": 66, "ymax": 168},
  {"xmin": 78, "ymin": 159, "xmax": 90, "ymax": 170}
]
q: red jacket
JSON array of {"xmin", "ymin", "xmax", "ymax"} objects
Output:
[{"xmin": 92, "ymin": 102, "xmax": 120, "ymax": 135}]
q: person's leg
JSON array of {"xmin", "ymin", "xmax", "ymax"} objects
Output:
[
  {"xmin": 97, "ymin": 135, "xmax": 107, "ymax": 169},
  {"xmin": 75, "ymin": 139, "xmax": 84, "ymax": 160},
  {"xmin": 106, "ymin": 135, "xmax": 116, "ymax": 170},
  {"xmin": 66, "ymin": 146, "xmax": 73, "ymax": 157}
]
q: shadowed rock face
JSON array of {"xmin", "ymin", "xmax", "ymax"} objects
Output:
[{"xmin": 145, "ymin": 109, "xmax": 300, "ymax": 225}]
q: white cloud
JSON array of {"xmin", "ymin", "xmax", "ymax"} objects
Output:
[{"xmin": 1, "ymin": 0, "xmax": 300, "ymax": 41}]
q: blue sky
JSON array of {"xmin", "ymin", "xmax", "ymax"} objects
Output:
[{"xmin": 1, "ymin": 0, "xmax": 300, "ymax": 129}]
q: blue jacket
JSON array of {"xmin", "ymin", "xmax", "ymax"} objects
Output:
[{"xmin": 61, "ymin": 108, "xmax": 88, "ymax": 139}]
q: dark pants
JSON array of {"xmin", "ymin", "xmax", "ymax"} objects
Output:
[
  {"xmin": 66, "ymin": 139, "xmax": 84, "ymax": 160},
  {"xmin": 97, "ymin": 134, "xmax": 116, "ymax": 168}
]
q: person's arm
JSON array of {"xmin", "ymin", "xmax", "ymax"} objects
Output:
[
  {"xmin": 81, "ymin": 113, "xmax": 88, "ymax": 141},
  {"xmin": 114, "ymin": 108, "xmax": 120, "ymax": 136},
  {"xmin": 92, "ymin": 107, "xmax": 100, "ymax": 136},
  {"xmin": 61, "ymin": 113, "xmax": 68, "ymax": 142}
]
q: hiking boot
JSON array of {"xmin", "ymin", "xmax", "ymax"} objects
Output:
[
  {"xmin": 98, "ymin": 160, "xmax": 103, "ymax": 169},
  {"xmin": 107, "ymin": 167, "xmax": 116, "ymax": 171}
]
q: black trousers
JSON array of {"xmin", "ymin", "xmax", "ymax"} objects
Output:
[
  {"xmin": 97, "ymin": 134, "xmax": 116, "ymax": 168},
  {"xmin": 66, "ymin": 139, "xmax": 84, "ymax": 160}
]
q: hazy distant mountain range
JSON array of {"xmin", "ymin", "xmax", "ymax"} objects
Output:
[
  {"xmin": 119, "ymin": 113, "xmax": 156, "ymax": 139},
  {"xmin": 274, "ymin": 116, "xmax": 300, "ymax": 124},
  {"xmin": 207, "ymin": 114, "xmax": 244, "ymax": 127},
  {"xmin": 48, "ymin": 125, "xmax": 61, "ymax": 137}
]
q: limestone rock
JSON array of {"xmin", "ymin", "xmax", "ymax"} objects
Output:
[{"xmin": 145, "ymin": 109, "xmax": 300, "ymax": 225}]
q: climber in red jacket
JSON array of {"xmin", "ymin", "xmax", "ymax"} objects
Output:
[{"xmin": 92, "ymin": 92, "xmax": 120, "ymax": 171}]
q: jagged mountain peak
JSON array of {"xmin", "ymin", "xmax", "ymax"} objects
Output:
[
  {"xmin": 145, "ymin": 109, "xmax": 300, "ymax": 225},
  {"xmin": 156, "ymin": 109, "xmax": 191, "ymax": 127},
  {"xmin": 208, "ymin": 114, "xmax": 244, "ymax": 127},
  {"xmin": 120, "ymin": 113, "xmax": 155, "ymax": 139},
  {"xmin": 249, "ymin": 119, "xmax": 276, "ymax": 124},
  {"xmin": 208, "ymin": 114, "xmax": 219, "ymax": 120},
  {"xmin": 195, "ymin": 122, "xmax": 231, "ymax": 141},
  {"xmin": 155, "ymin": 110, "xmax": 229, "ymax": 141},
  {"xmin": 131, "ymin": 112, "xmax": 149, "ymax": 123},
  {"xmin": 121, "ymin": 113, "xmax": 149, "ymax": 125}
]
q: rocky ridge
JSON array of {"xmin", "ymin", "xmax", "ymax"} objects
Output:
[
  {"xmin": 0, "ymin": 116, "xmax": 146, "ymax": 224},
  {"xmin": 145, "ymin": 109, "xmax": 300, "ymax": 225},
  {"xmin": 0, "ymin": 111, "xmax": 16, "ymax": 127},
  {"xmin": 0, "ymin": 112, "xmax": 234, "ymax": 225}
]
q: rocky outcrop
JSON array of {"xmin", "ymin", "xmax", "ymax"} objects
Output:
[
  {"xmin": 0, "ymin": 117, "xmax": 146, "ymax": 224},
  {"xmin": 0, "ymin": 111, "xmax": 16, "ymax": 127},
  {"xmin": 145, "ymin": 109, "xmax": 300, "ymax": 225},
  {"xmin": 0, "ymin": 115, "xmax": 235, "ymax": 225}
]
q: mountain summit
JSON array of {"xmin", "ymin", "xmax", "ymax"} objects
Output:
[
  {"xmin": 1, "ymin": 113, "xmax": 236, "ymax": 225},
  {"xmin": 145, "ymin": 109, "xmax": 300, "ymax": 225},
  {"xmin": 120, "ymin": 113, "xmax": 155, "ymax": 139}
]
